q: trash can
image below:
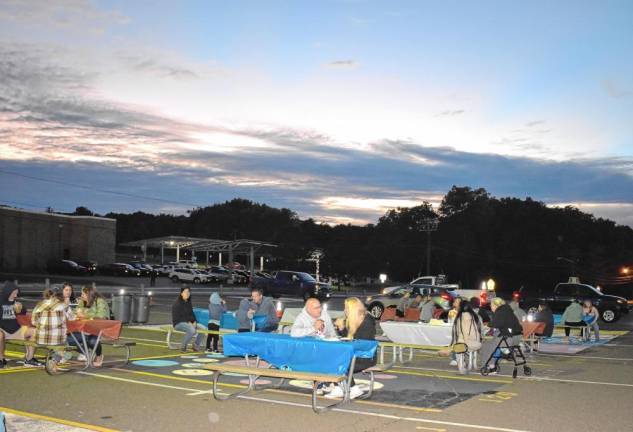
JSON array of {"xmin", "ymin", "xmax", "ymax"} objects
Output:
[
  {"xmin": 132, "ymin": 295, "xmax": 150, "ymax": 323},
  {"xmin": 111, "ymin": 294, "xmax": 132, "ymax": 323}
]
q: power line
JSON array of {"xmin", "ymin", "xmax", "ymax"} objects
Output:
[{"xmin": 0, "ymin": 168, "xmax": 202, "ymax": 208}]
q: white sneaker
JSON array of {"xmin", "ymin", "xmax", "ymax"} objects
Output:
[
  {"xmin": 349, "ymin": 385, "xmax": 364, "ymax": 399},
  {"xmin": 449, "ymin": 360, "xmax": 458, "ymax": 366},
  {"xmin": 324, "ymin": 385, "xmax": 345, "ymax": 399},
  {"xmin": 77, "ymin": 354, "xmax": 87, "ymax": 362}
]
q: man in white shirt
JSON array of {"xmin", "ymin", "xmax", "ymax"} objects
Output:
[{"xmin": 290, "ymin": 298, "xmax": 336, "ymax": 338}]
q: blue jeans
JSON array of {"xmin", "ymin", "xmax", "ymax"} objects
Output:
[{"xmin": 174, "ymin": 322, "xmax": 205, "ymax": 350}]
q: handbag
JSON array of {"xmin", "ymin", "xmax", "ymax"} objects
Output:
[{"xmin": 451, "ymin": 342, "xmax": 468, "ymax": 354}]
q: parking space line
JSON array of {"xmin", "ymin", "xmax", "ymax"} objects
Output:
[
  {"xmin": 416, "ymin": 427, "xmax": 447, "ymax": 432},
  {"xmin": 0, "ymin": 405, "xmax": 120, "ymax": 432},
  {"xmin": 0, "ymin": 367, "xmax": 39, "ymax": 375},
  {"xmin": 388, "ymin": 368, "xmax": 513, "ymax": 384},
  {"xmin": 536, "ymin": 353, "xmax": 633, "ymax": 361}
]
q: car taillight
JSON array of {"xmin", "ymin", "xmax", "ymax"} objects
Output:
[
  {"xmin": 441, "ymin": 293, "xmax": 451, "ymax": 301},
  {"xmin": 480, "ymin": 291, "xmax": 488, "ymax": 305}
]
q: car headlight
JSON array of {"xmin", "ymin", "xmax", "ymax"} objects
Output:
[
  {"xmin": 366, "ymin": 296, "xmax": 373, "ymax": 303},
  {"xmin": 617, "ymin": 299, "xmax": 625, "ymax": 304}
]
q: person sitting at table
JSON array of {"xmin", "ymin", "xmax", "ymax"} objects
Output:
[
  {"xmin": 582, "ymin": 300, "xmax": 600, "ymax": 342},
  {"xmin": 409, "ymin": 293, "xmax": 423, "ymax": 309},
  {"xmin": 448, "ymin": 297, "xmax": 462, "ymax": 322},
  {"xmin": 533, "ymin": 302, "xmax": 554, "ymax": 337},
  {"xmin": 418, "ymin": 294, "xmax": 435, "ymax": 323},
  {"xmin": 62, "ymin": 282, "xmax": 76, "ymax": 306},
  {"xmin": 290, "ymin": 298, "xmax": 336, "ymax": 338},
  {"xmin": 327, "ymin": 297, "xmax": 377, "ymax": 400},
  {"xmin": 396, "ymin": 291, "xmax": 411, "ymax": 318},
  {"xmin": 206, "ymin": 292, "xmax": 226, "ymax": 353},
  {"xmin": 561, "ymin": 299, "xmax": 585, "ymax": 341},
  {"xmin": 480, "ymin": 297, "xmax": 523, "ymax": 374},
  {"xmin": 0, "ymin": 281, "xmax": 39, "ymax": 368},
  {"xmin": 509, "ymin": 298, "xmax": 527, "ymax": 322},
  {"xmin": 32, "ymin": 288, "xmax": 69, "ymax": 348},
  {"xmin": 172, "ymin": 286, "xmax": 205, "ymax": 352},
  {"xmin": 71, "ymin": 285, "xmax": 111, "ymax": 366},
  {"xmin": 236, "ymin": 287, "xmax": 278, "ymax": 333}
]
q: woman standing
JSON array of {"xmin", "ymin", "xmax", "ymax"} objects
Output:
[
  {"xmin": 327, "ymin": 297, "xmax": 377, "ymax": 400},
  {"xmin": 451, "ymin": 302, "xmax": 483, "ymax": 374},
  {"xmin": 172, "ymin": 287, "xmax": 205, "ymax": 352}
]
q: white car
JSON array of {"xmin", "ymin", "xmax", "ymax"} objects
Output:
[{"xmin": 169, "ymin": 268, "xmax": 208, "ymax": 284}]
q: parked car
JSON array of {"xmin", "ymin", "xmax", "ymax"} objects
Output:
[
  {"xmin": 206, "ymin": 266, "xmax": 231, "ymax": 282},
  {"xmin": 169, "ymin": 268, "xmax": 208, "ymax": 284},
  {"xmin": 364, "ymin": 285, "xmax": 457, "ymax": 319},
  {"xmin": 519, "ymin": 282, "xmax": 630, "ymax": 323},
  {"xmin": 232, "ymin": 269, "xmax": 249, "ymax": 284},
  {"xmin": 100, "ymin": 263, "xmax": 141, "ymax": 277},
  {"xmin": 46, "ymin": 260, "xmax": 88, "ymax": 275},
  {"xmin": 75, "ymin": 260, "xmax": 98, "ymax": 275},
  {"xmin": 129, "ymin": 262, "xmax": 152, "ymax": 276},
  {"xmin": 252, "ymin": 270, "xmax": 331, "ymax": 301}
]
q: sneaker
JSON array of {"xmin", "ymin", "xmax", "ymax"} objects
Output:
[
  {"xmin": 449, "ymin": 360, "xmax": 458, "ymax": 366},
  {"xmin": 484, "ymin": 366, "xmax": 499, "ymax": 375},
  {"xmin": 205, "ymin": 349, "xmax": 214, "ymax": 354},
  {"xmin": 0, "ymin": 359, "xmax": 7, "ymax": 369},
  {"xmin": 24, "ymin": 358, "xmax": 43, "ymax": 368},
  {"xmin": 324, "ymin": 385, "xmax": 345, "ymax": 399},
  {"xmin": 349, "ymin": 385, "xmax": 364, "ymax": 399},
  {"xmin": 77, "ymin": 354, "xmax": 87, "ymax": 362}
]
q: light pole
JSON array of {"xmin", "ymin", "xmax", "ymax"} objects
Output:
[
  {"xmin": 307, "ymin": 249, "xmax": 324, "ymax": 283},
  {"xmin": 419, "ymin": 218, "xmax": 439, "ymax": 276}
]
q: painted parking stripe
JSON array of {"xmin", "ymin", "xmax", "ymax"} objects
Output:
[
  {"xmin": 395, "ymin": 365, "xmax": 633, "ymax": 388},
  {"xmin": 388, "ymin": 368, "xmax": 513, "ymax": 384},
  {"xmin": 536, "ymin": 353, "xmax": 633, "ymax": 361},
  {"xmin": 81, "ymin": 371, "xmax": 529, "ymax": 432},
  {"xmin": 0, "ymin": 405, "xmax": 119, "ymax": 432}
]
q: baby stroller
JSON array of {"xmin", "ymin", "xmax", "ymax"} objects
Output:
[{"xmin": 480, "ymin": 333, "xmax": 532, "ymax": 378}]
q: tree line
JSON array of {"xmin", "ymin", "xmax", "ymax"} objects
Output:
[{"xmin": 73, "ymin": 186, "xmax": 633, "ymax": 296}]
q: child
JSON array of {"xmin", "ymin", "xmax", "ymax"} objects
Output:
[
  {"xmin": 583, "ymin": 300, "xmax": 600, "ymax": 342},
  {"xmin": 206, "ymin": 292, "xmax": 226, "ymax": 353}
]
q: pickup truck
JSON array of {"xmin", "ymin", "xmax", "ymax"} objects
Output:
[
  {"xmin": 519, "ymin": 282, "xmax": 629, "ymax": 323},
  {"xmin": 252, "ymin": 270, "xmax": 331, "ymax": 302}
]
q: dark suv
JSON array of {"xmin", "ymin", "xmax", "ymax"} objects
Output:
[{"xmin": 253, "ymin": 270, "xmax": 331, "ymax": 301}]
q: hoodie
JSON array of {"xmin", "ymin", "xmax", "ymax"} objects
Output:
[
  {"xmin": 1, "ymin": 281, "xmax": 23, "ymax": 334},
  {"xmin": 290, "ymin": 307, "xmax": 337, "ymax": 338},
  {"xmin": 236, "ymin": 296, "xmax": 278, "ymax": 330},
  {"xmin": 208, "ymin": 293, "xmax": 226, "ymax": 325}
]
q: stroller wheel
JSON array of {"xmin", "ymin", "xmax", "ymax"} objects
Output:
[
  {"xmin": 512, "ymin": 368, "xmax": 518, "ymax": 378},
  {"xmin": 523, "ymin": 366, "xmax": 532, "ymax": 376}
]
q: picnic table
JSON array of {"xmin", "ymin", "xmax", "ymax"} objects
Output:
[
  {"xmin": 16, "ymin": 313, "xmax": 130, "ymax": 373},
  {"xmin": 206, "ymin": 332, "xmax": 379, "ymax": 413}
]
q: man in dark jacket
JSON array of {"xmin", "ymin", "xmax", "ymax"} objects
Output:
[
  {"xmin": 534, "ymin": 302, "xmax": 554, "ymax": 337},
  {"xmin": 480, "ymin": 297, "xmax": 523, "ymax": 373},
  {"xmin": 1, "ymin": 281, "xmax": 39, "ymax": 367}
]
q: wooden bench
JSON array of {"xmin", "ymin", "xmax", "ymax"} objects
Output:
[
  {"xmin": 8, "ymin": 338, "xmax": 135, "ymax": 375},
  {"xmin": 554, "ymin": 324, "xmax": 591, "ymax": 340},
  {"xmin": 204, "ymin": 357, "xmax": 388, "ymax": 413},
  {"xmin": 159, "ymin": 325, "xmax": 236, "ymax": 350}
]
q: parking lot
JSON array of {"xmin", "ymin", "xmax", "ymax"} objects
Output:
[{"xmin": 1, "ymin": 275, "xmax": 632, "ymax": 432}]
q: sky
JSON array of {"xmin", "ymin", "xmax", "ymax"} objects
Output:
[{"xmin": 0, "ymin": 0, "xmax": 632, "ymax": 226}]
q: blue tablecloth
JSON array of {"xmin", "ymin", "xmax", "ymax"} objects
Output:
[
  {"xmin": 222, "ymin": 332, "xmax": 378, "ymax": 375},
  {"xmin": 193, "ymin": 308, "xmax": 268, "ymax": 330},
  {"xmin": 553, "ymin": 314, "xmax": 594, "ymax": 325}
]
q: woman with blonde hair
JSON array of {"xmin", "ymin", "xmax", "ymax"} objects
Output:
[{"xmin": 326, "ymin": 297, "xmax": 376, "ymax": 399}]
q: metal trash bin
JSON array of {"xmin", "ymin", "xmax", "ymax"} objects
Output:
[
  {"xmin": 111, "ymin": 294, "xmax": 132, "ymax": 323},
  {"xmin": 132, "ymin": 295, "xmax": 150, "ymax": 323}
]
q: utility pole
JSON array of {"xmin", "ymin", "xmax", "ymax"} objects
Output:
[
  {"xmin": 419, "ymin": 218, "xmax": 439, "ymax": 275},
  {"xmin": 307, "ymin": 249, "xmax": 324, "ymax": 283}
]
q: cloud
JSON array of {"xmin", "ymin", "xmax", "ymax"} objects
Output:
[
  {"xmin": 602, "ymin": 79, "xmax": 631, "ymax": 99},
  {"xmin": 1, "ymin": 43, "xmax": 633, "ymax": 227},
  {"xmin": 325, "ymin": 60, "xmax": 358, "ymax": 69},
  {"xmin": 117, "ymin": 54, "xmax": 200, "ymax": 80},
  {"xmin": 526, "ymin": 120, "xmax": 546, "ymax": 127},
  {"xmin": 436, "ymin": 109, "xmax": 465, "ymax": 117}
]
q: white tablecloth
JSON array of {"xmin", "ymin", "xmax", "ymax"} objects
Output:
[{"xmin": 380, "ymin": 321, "xmax": 453, "ymax": 346}]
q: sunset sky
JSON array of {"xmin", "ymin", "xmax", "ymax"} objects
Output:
[{"xmin": 1, "ymin": 0, "xmax": 632, "ymax": 226}]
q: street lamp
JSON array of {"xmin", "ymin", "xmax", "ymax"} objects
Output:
[{"xmin": 622, "ymin": 266, "xmax": 630, "ymax": 275}]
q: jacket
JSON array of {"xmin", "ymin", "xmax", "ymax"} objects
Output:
[
  {"xmin": 338, "ymin": 313, "xmax": 376, "ymax": 370},
  {"xmin": 534, "ymin": 308, "xmax": 554, "ymax": 337},
  {"xmin": 452, "ymin": 312, "xmax": 482, "ymax": 350},
  {"xmin": 290, "ymin": 307, "xmax": 337, "ymax": 338},
  {"xmin": 419, "ymin": 300, "xmax": 435, "ymax": 322},
  {"xmin": 1, "ymin": 281, "xmax": 23, "ymax": 334},
  {"xmin": 172, "ymin": 297, "xmax": 196, "ymax": 326},
  {"xmin": 77, "ymin": 297, "xmax": 110, "ymax": 320},
  {"xmin": 31, "ymin": 298, "xmax": 68, "ymax": 345},
  {"xmin": 561, "ymin": 302, "xmax": 584, "ymax": 323},
  {"xmin": 208, "ymin": 293, "xmax": 226, "ymax": 324},
  {"xmin": 491, "ymin": 304, "xmax": 523, "ymax": 337},
  {"xmin": 236, "ymin": 296, "xmax": 278, "ymax": 330}
]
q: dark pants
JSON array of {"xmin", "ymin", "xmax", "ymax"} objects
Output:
[
  {"xmin": 238, "ymin": 328, "xmax": 250, "ymax": 333},
  {"xmin": 350, "ymin": 354, "xmax": 377, "ymax": 386},
  {"xmin": 206, "ymin": 323, "xmax": 220, "ymax": 351},
  {"xmin": 564, "ymin": 321, "xmax": 585, "ymax": 337},
  {"xmin": 68, "ymin": 333, "xmax": 102, "ymax": 356}
]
